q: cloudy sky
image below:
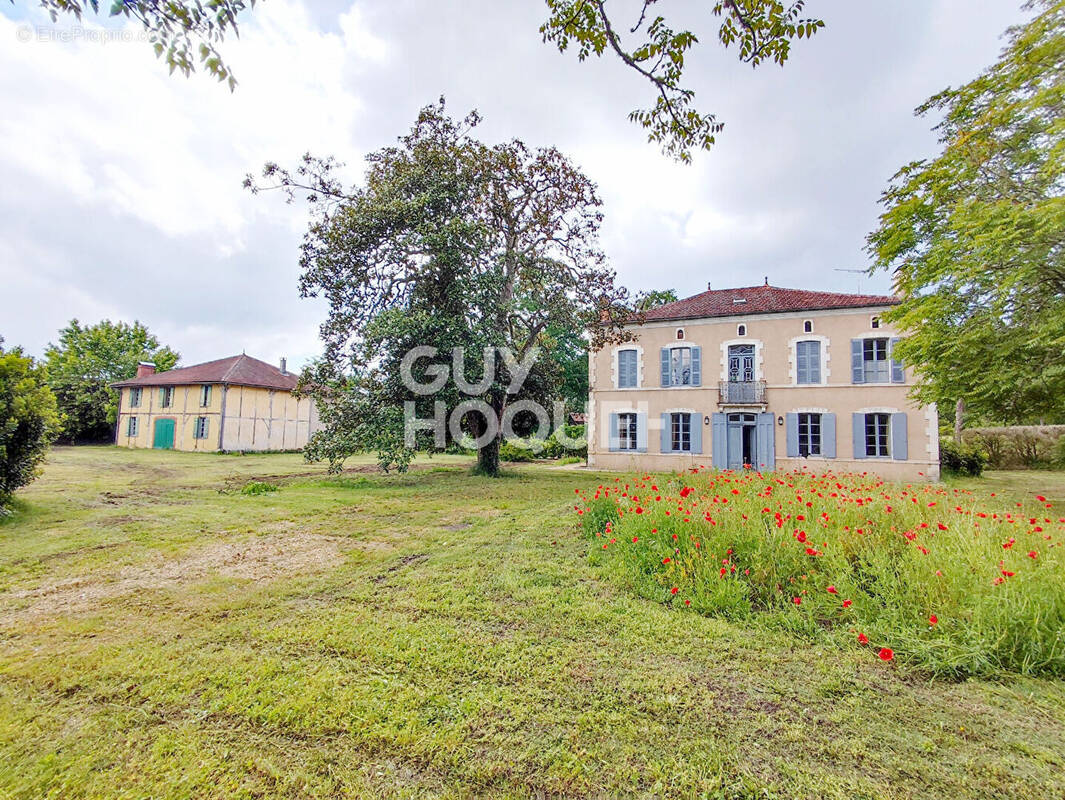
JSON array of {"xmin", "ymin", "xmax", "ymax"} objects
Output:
[{"xmin": 1, "ymin": 0, "xmax": 1029, "ymax": 369}]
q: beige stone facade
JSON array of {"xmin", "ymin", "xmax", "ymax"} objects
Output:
[{"xmin": 588, "ymin": 303, "xmax": 939, "ymax": 481}]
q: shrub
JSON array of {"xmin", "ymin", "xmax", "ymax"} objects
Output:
[
  {"xmin": 499, "ymin": 439, "xmax": 537, "ymax": 462},
  {"xmin": 241, "ymin": 480, "xmax": 278, "ymax": 495},
  {"xmin": 939, "ymin": 439, "xmax": 987, "ymax": 476},
  {"xmin": 0, "ymin": 346, "xmax": 61, "ymax": 508},
  {"xmin": 575, "ymin": 470, "xmax": 1065, "ymax": 678},
  {"xmin": 964, "ymin": 426, "xmax": 1065, "ymax": 470}
]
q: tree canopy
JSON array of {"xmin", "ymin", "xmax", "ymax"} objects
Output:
[
  {"xmin": 868, "ymin": 0, "xmax": 1065, "ymax": 426},
  {"xmin": 44, "ymin": 319, "xmax": 179, "ymax": 443},
  {"xmin": 247, "ymin": 102, "xmax": 632, "ymax": 475},
  {"xmin": 0, "ymin": 339, "xmax": 60, "ymax": 508}
]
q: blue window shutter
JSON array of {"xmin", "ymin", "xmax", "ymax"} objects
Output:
[
  {"xmin": 203, "ymin": 418, "xmax": 209, "ymax": 439},
  {"xmin": 785, "ymin": 413, "xmax": 799, "ymax": 457},
  {"xmin": 808, "ymin": 341, "xmax": 821, "ymax": 383},
  {"xmin": 636, "ymin": 413, "xmax": 648, "ymax": 453},
  {"xmin": 851, "ymin": 340, "xmax": 864, "ymax": 383},
  {"xmin": 711, "ymin": 413, "xmax": 727, "ymax": 469},
  {"xmin": 890, "ymin": 338, "xmax": 904, "ymax": 383},
  {"xmin": 756, "ymin": 413, "xmax": 775, "ymax": 470},
  {"xmin": 608, "ymin": 413, "xmax": 619, "ymax": 452},
  {"xmin": 823, "ymin": 413, "xmax": 837, "ymax": 458},
  {"xmin": 796, "ymin": 342, "xmax": 808, "ymax": 384},
  {"xmin": 891, "ymin": 412, "xmax": 908, "ymax": 460},
  {"xmin": 660, "ymin": 348, "xmax": 670, "ymax": 387},
  {"xmin": 691, "ymin": 346, "xmax": 701, "ymax": 386},
  {"xmin": 852, "ymin": 413, "xmax": 866, "ymax": 459},
  {"xmin": 691, "ymin": 414, "xmax": 703, "ymax": 454},
  {"xmin": 661, "ymin": 413, "xmax": 671, "ymax": 453},
  {"xmin": 627, "ymin": 351, "xmax": 638, "ymax": 387}
]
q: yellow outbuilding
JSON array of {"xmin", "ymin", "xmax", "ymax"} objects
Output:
[{"xmin": 111, "ymin": 354, "xmax": 320, "ymax": 452}]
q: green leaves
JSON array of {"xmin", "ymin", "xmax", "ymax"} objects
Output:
[
  {"xmin": 43, "ymin": 320, "xmax": 180, "ymax": 443},
  {"xmin": 541, "ymin": 0, "xmax": 823, "ymax": 161},
  {"xmin": 868, "ymin": 0, "xmax": 1065, "ymax": 424},
  {"xmin": 0, "ymin": 345, "xmax": 60, "ymax": 505},
  {"xmin": 36, "ymin": 0, "xmax": 251, "ymax": 89}
]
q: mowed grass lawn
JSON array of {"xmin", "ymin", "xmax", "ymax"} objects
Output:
[{"xmin": 1, "ymin": 449, "xmax": 1064, "ymax": 799}]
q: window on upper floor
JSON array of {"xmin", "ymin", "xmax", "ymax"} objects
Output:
[
  {"xmin": 796, "ymin": 340, "xmax": 821, "ymax": 384},
  {"xmin": 129, "ymin": 387, "xmax": 142, "ymax": 408},
  {"xmin": 737, "ymin": 324, "xmax": 746, "ymax": 336},
  {"xmin": 871, "ymin": 316, "xmax": 880, "ymax": 329},
  {"xmin": 803, "ymin": 320, "xmax": 813, "ymax": 333},
  {"xmin": 669, "ymin": 347, "xmax": 692, "ymax": 386},
  {"xmin": 862, "ymin": 338, "xmax": 890, "ymax": 383},
  {"xmin": 676, "ymin": 328, "xmax": 685, "ymax": 340},
  {"xmin": 199, "ymin": 385, "xmax": 211, "ymax": 407},
  {"xmin": 617, "ymin": 349, "xmax": 638, "ymax": 388},
  {"xmin": 160, "ymin": 387, "xmax": 174, "ymax": 408}
]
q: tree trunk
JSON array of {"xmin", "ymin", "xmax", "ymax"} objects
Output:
[
  {"xmin": 477, "ymin": 434, "xmax": 500, "ymax": 476},
  {"xmin": 954, "ymin": 398, "xmax": 965, "ymax": 444}
]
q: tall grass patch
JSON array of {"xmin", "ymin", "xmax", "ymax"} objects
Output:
[{"xmin": 575, "ymin": 469, "xmax": 1065, "ymax": 678}]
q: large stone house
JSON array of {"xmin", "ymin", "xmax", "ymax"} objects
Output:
[
  {"xmin": 111, "ymin": 354, "xmax": 320, "ymax": 452},
  {"xmin": 588, "ymin": 283, "xmax": 939, "ymax": 481}
]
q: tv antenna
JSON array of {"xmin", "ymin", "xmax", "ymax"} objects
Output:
[{"xmin": 833, "ymin": 268, "xmax": 866, "ymax": 294}]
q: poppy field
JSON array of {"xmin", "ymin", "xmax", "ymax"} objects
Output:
[{"xmin": 577, "ymin": 469, "xmax": 1065, "ymax": 678}]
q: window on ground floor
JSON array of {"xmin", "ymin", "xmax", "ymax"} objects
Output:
[
  {"xmin": 193, "ymin": 416, "xmax": 209, "ymax": 440},
  {"xmin": 798, "ymin": 413, "xmax": 821, "ymax": 457},
  {"xmin": 127, "ymin": 417, "xmax": 138, "ymax": 437},
  {"xmin": 670, "ymin": 412, "xmax": 692, "ymax": 452},
  {"xmin": 865, "ymin": 413, "xmax": 889, "ymax": 457},
  {"xmin": 618, "ymin": 412, "xmax": 638, "ymax": 451}
]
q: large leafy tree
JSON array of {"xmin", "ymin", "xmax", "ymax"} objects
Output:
[
  {"xmin": 44, "ymin": 320, "xmax": 179, "ymax": 443},
  {"xmin": 0, "ymin": 338, "xmax": 61, "ymax": 509},
  {"xmin": 19, "ymin": 0, "xmax": 821, "ymax": 160},
  {"xmin": 247, "ymin": 102, "xmax": 631, "ymax": 475},
  {"xmin": 868, "ymin": 0, "xmax": 1065, "ymax": 428}
]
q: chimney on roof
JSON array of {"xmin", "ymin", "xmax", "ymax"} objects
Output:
[
  {"xmin": 136, "ymin": 361, "xmax": 156, "ymax": 378},
  {"xmin": 279, "ymin": 357, "xmax": 288, "ymax": 375},
  {"xmin": 764, "ymin": 276, "xmax": 769, "ymax": 286},
  {"xmin": 707, "ymin": 281, "xmax": 712, "ymax": 290}
]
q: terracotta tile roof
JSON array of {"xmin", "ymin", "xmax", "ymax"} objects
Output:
[
  {"xmin": 640, "ymin": 284, "xmax": 899, "ymax": 323},
  {"xmin": 111, "ymin": 354, "xmax": 298, "ymax": 391}
]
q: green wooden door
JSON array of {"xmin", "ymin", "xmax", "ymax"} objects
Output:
[{"xmin": 153, "ymin": 418, "xmax": 175, "ymax": 449}]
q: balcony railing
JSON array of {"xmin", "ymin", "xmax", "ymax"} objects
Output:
[{"xmin": 718, "ymin": 380, "xmax": 767, "ymax": 405}]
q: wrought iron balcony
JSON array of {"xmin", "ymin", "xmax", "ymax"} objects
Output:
[{"xmin": 718, "ymin": 380, "xmax": 767, "ymax": 405}]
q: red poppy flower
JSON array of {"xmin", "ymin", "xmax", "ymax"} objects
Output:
[
  {"xmin": 878, "ymin": 647, "xmax": 894, "ymax": 661},
  {"xmin": 929, "ymin": 615, "xmax": 937, "ymax": 625},
  {"xmin": 1028, "ymin": 550, "xmax": 1038, "ymax": 559},
  {"xmin": 671, "ymin": 587, "xmax": 679, "ymax": 595},
  {"xmin": 662, "ymin": 557, "xmax": 671, "ymax": 564},
  {"xmin": 842, "ymin": 599, "xmax": 852, "ymax": 608},
  {"xmin": 793, "ymin": 597, "xmax": 802, "ymax": 606},
  {"xmin": 684, "ymin": 599, "xmax": 691, "ymax": 606},
  {"xmin": 857, "ymin": 632, "xmax": 869, "ymax": 645},
  {"xmin": 632, "ymin": 536, "xmax": 638, "ymax": 543},
  {"xmin": 1036, "ymin": 495, "xmax": 1046, "ymax": 502},
  {"xmin": 826, "ymin": 586, "xmax": 838, "ymax": 594}
]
